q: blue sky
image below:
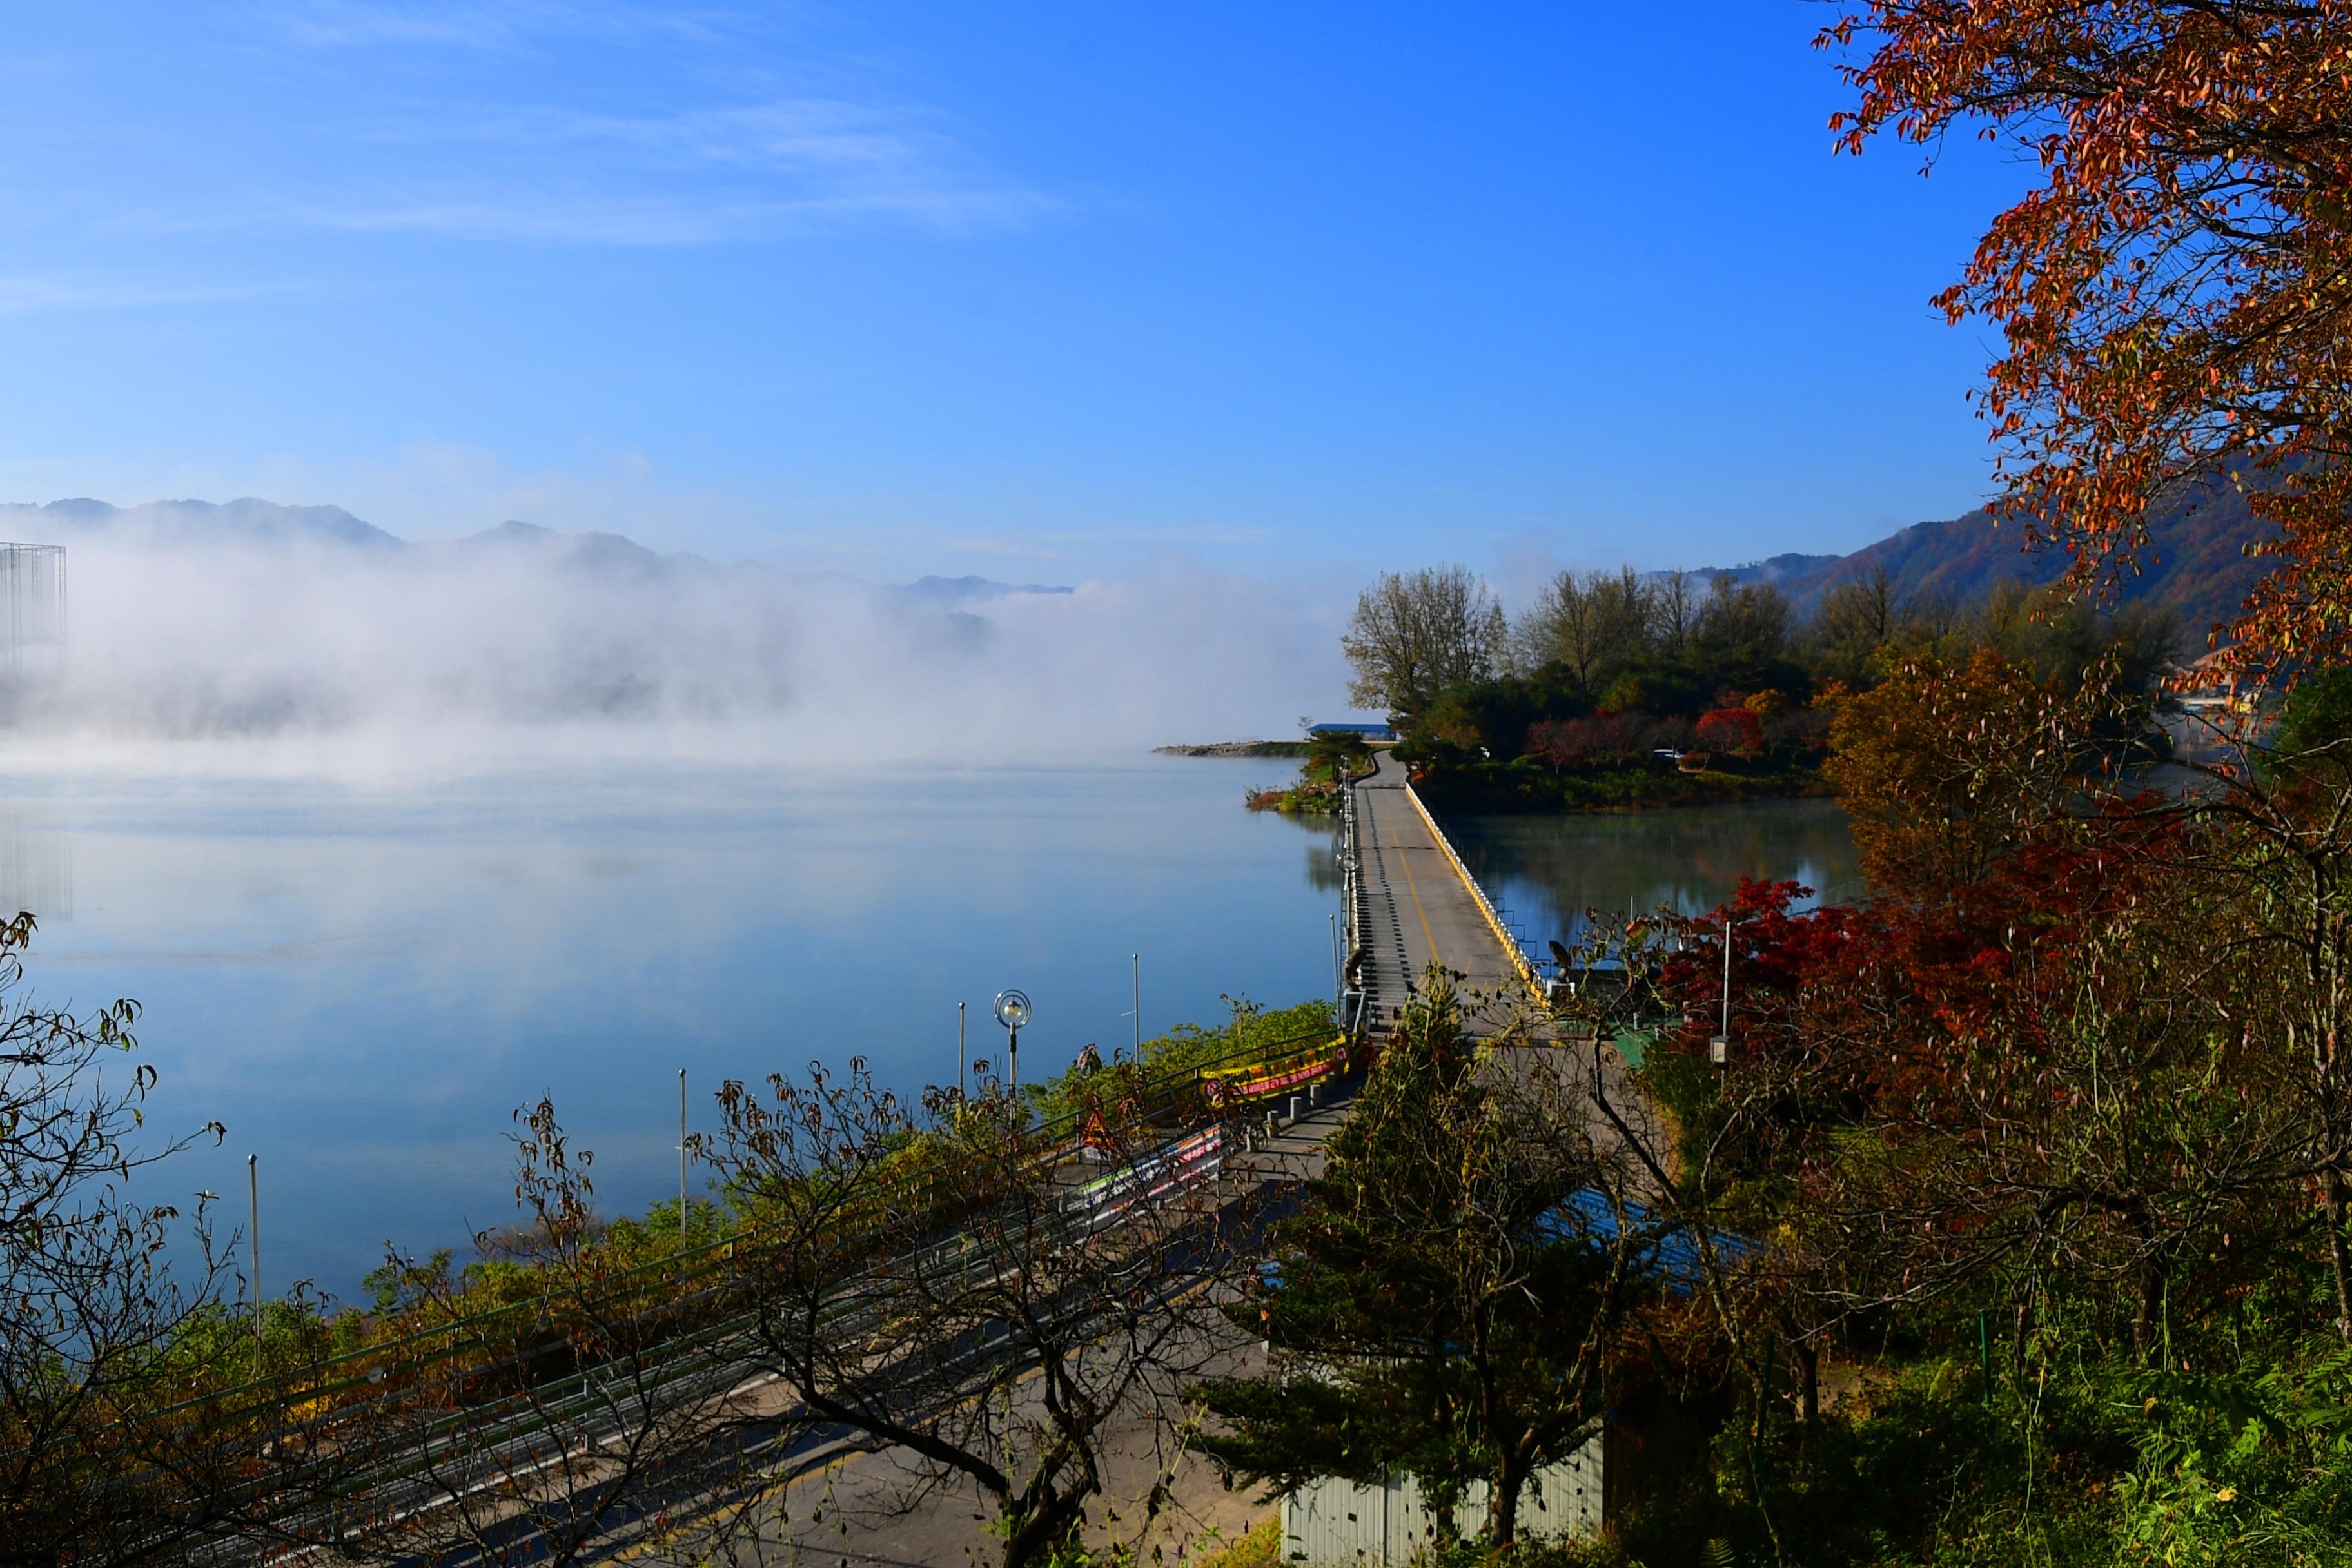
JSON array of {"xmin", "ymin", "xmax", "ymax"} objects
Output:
[{"xmin": 0, "ymin": 2, "xmax": 2028, "ymax": 585}]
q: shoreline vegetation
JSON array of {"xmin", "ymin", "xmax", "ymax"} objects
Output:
[
  {"xmin": 1155, "ymin": 739, "xmax": 1310, "ymax": 758},
  {"xmin": 1240, "ymin": 727, "xmax": 1375, "ymax": 815},
  {"xmin": 1415, "ymin": 757, "xmax": 1834, "ymax": 814},
  {"xmin": 1324, "ymin": 560, "xmax": 2180, "ymax": 819}
]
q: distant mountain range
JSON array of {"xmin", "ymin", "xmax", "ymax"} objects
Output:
[
  {"xmin": 0, "ymin": 498, "xmax": 1078, "ymax": 604},
  {"xmin": 1689, "ymin": 482, "xmax": 2271, "ymax": 640}
]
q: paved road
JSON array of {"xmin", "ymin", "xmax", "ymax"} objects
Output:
[{"xmin": 1351, "ymin": 750, "xmax": 1530, "ymax": 1036}]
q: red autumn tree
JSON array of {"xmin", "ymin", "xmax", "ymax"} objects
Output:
[
  {"xmin": 1825, "ymin": 2, "xmax": 2352, "ymax": 671},
  {"xmin": 1694, "ymin": 707, "xmax": 1763, "ymax": 756},
  {"xmin": 1526, "ymin": 712, "xmax": 1644, "ymax": 770}
]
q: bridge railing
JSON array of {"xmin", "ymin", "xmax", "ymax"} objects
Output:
[{"xmin": 1338, "ymin": 778, "xmax": 1370, "ymax": 1035}]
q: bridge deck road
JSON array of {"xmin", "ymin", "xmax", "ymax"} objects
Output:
[{"xmin": 1352, "ymin": 749, "xmax": 1529, "ymax": 1035}]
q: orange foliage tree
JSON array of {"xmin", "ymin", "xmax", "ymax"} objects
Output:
[
  {"xmin": 1824, "ymin": 2, "xmax": 2352, "ymax": 670},
  {"xmin": 1825, "ymin": 648, "xmax": 2099, "ymax": 891}
]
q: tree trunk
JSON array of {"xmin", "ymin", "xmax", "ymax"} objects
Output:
[
  {"xmin": 1485, "ymin": 1447, "xmax": 1525, "ymax": 1548},
  {"xmin": 1001, "ymin": 1489, "xmax": 1086, "ymax": 1568},
  {"xmin": 1795, "ymin": 1337, "xmax": 1819, "ymax": 1422}
]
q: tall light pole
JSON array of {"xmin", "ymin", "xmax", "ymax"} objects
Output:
[
  {"xmin": 1132, "ymin": 954, "xmax": 1141, "ymax": 1057},
  {"xmin": 247, "ymin": 1153, "xmax": 261, "ymax": 1360},
  {"xmin": 678, "ymin": 1068, "xmax": 689, "ymax": 1247},
  {"xmin": 959, "ymin": 1001, "xmax": 967, "ymax": 1102}
]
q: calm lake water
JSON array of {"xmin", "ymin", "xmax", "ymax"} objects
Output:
[
  {"xmin": 0, "ymin": 761, "xmax": 1854, "ymax": 1297},
  {"xmin": 1447, "ymin": 796, "xmax": 1864, "ymax": 951}
]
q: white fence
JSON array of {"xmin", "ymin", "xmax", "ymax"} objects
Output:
[{"xmin": 1280, "ymin": 1429, "xmax": 1603, "ymax": 1563}]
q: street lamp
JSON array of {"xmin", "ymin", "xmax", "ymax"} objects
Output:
[{"xmin": 994, "ymin": 988, "xmax": 1032, "ymax": 1092}]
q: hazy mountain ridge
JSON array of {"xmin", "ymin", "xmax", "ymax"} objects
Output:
[
  {"xmin": 1, "ymin": 493, "xmax": 2274, "ymax": 638},
  {"xmin": 9, "ymin": 496, "xmax": 404, "ymax": 551},
  {"xmin": 0, "ymin": 498, "xmax": 1074, "ymax": 601}
]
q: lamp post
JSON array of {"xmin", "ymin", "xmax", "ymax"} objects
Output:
[
  {"xmin": 1132, "ymin": 954, "xmax": 1141, "ymax": 1057},
  {"xmin": 959, "ymin": 1001, "xmax": 967, "ymax": 1102},
  {"xmin": 678, "ymin": 1068, "xmax": 689, "ymax": 1247},
  {"xmin": 994, "ymin": 989, "xmax": 1032, "ymax": 1093}
]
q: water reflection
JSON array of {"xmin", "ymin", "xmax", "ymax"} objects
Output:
[
  {"xmin": 0, "ymin": 810, "xmax": 71, "ymax": 922},
  {"xmin": 1446, "ymin": 798, "xmax": 1863, "ymax": 952},
  {"xmin": 1304, "ymin": 836, "xmax": 1342, "ymax": 893}
]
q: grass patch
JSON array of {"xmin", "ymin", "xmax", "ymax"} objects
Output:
[{"xmin": 1189, "ymin": 1516, "xmax": 1279, "ymax": 1568}]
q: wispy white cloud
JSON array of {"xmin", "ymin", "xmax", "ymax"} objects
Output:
[
  {"xmin": 288, "ymin": 95, "xmax": 1063, "ymax": 242},
  {"xmin": 3, "ymin": 11, "xmax": 1061, "ymax": 249},
  {"xmin": 259, "ymin": 0, "xmax": 745, "ymax": 52},
  {"xmin": 293, "ymin": 181, "xmax": 1055, "ymax": 245},
  {"xmin": 0, "ymin": 273, "xmax": 291, "ymax": 315}
]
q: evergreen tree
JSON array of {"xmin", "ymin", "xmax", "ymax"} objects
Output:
[{"xmin": 1195, "ymin": 971, "xmax": 1652, "ymax": 1546}]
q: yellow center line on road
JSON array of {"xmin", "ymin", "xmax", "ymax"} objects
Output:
[{"xmin": 1382, "ymin": 798, "xmax": 1443, "ymax": 977}]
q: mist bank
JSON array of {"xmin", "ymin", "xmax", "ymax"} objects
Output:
[{"xmin": 0, "ymin": 499, "xmax": 1343, "ymax": 776}]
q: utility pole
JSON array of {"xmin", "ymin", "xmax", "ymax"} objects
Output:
[
  {"xmin": 678, "ymin": 1069, "xmax": 689, "ymax": 1247},
  {"xmin": 1711, "ymin": 912, "xmax": 1732, "ymax": 1066},
  {"xmin": 1132, "ymin": 954, "xmax": 1141, "ymax": 1055},
  {"xmin": 959, "ymin": 1001, "xmax": 967, "ymax": 1102}
]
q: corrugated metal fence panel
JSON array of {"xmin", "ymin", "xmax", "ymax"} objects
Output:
[
  {"xmin": 1519, "ymin": 1436, "xmax": 1605, "ymax": 1542},
  {"xmin": 1278, "ymin": 1432, "xmax": 1603, "ymax": 1564}
]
